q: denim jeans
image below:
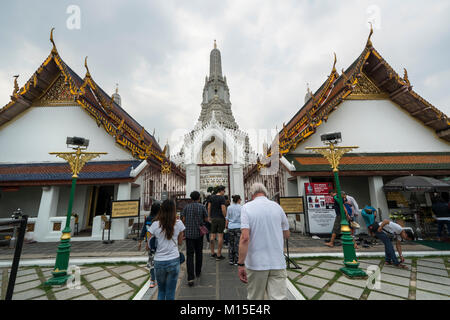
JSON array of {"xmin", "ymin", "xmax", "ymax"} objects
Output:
[
  {"xmin": 375, "ymin": 231, "xmax": 399, "ymax": 265},
  {"xmin": 228, "ymin": 228, "xmax": 241, "ymax": 264},
  {"xmin": 154, "ymin": 257, "xmax": 180, "ymax": 300}
]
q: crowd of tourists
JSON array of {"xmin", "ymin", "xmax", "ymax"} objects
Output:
[
  {"xmin": 136, "ymin": 185, "xmax": 448, "ymax": 300},
  {"xmin": 138, "ymin": 182, "xmax": 290, "ymax": 300}
]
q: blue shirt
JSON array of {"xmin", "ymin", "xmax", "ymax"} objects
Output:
[
  {"xmin": 361, "ymin": 206, "xmax": 376, "ymax": 226},
  {"xmin": 226, "ymin": 203, "xmax": 242, "ymax": 229}
]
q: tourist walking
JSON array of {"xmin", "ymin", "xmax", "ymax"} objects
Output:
[
  {"xmin": 181, "ymin": 191, "xmax": 208, "ymax": 286},
  {"xmin": 431, "ymin": 192, "xmax": 450, "ymax": 241},
  {"xmin": 226, "ymin": 195, "xmax": 242, "ymax": 265},
  {"xmin": 149, "ymin": 199, "xmax": 185, "ymax": 300},
  {"xmin": 237, "ymin": 183, "xmax": 290, "ymax": 300},
  {"xmin": 207, "ymin": 185, "xmax": 227, "ymax": 261},
  {"xmin": 368, "ymin": 219, "xmax": 414, "ymax": 269},
  {"xmin": 138, "ymin": 202, "xmax": 160, "ymax": 288},
  {"xmin": 325, "ymin": 190, "xmax": 343, "ymax": 248}
]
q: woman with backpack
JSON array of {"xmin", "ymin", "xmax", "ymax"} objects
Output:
[{"xmin": 148, "ymin": 199, "xmax": 185, "ymax": 300}]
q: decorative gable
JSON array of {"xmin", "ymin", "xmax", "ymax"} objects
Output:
[
  {"xmin": 346, "ymin": 72, "xmax": 388, "ymax": 100},
  {"xmin": 35, "ymin": 74, "xmax": 75, "ymax": 106}
]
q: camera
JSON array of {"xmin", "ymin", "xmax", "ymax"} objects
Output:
[{"xmin": 320, "ymin": 132, "xmax": 342, "ymax": 144}]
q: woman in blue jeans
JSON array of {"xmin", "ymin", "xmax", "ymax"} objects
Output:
[{"xmin": 149, "ymin": 200, "xmax": 185, "ymax": 300}]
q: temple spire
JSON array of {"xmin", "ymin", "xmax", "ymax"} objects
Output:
[{"xmin": 210, "ymin": 40, "xmax": 222, "ymax": 78}]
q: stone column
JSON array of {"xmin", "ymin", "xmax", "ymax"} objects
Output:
[
  {"xmin": 185, "ymin": 163, "xmax": 199, "ymax": 197},
  {"xmin": 34, "ymin": 186, "xmax": 60, "ymax": 242},
  {"xmin": 368, "ymin": 176, "xmax": 389, "ymax": 220},
  {"xmin": 110, "ymin": 182, "xmax": 131, "ymax": 240},
  {"xmin": 231, "ymin": 164, "xmax": 244, "ymax": 199}
]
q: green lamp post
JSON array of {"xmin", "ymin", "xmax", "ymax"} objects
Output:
[
  {"xmin": 305, "ymin": 133, "xmax": 367, "ymax": 278},
  {"xmin": 45, "ymin": 137, "xmax": 107, "ymax": 286}
]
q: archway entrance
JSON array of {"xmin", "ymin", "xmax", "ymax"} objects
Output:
[{"xmin": 198, "ymin": 164, "xmax": 231, "ymax": 198}]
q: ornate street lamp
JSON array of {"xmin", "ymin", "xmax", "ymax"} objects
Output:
[
  {"xmin": 45, "ymin": 137, "xmax": 107, "ymax": 286},
  {"xmin": 305, "ymin": 132, "xmax": 367, "ymax": 278}
]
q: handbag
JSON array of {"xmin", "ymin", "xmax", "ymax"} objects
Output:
[{"xmin": 199, "ymin": 224, "xmax": 208, "ymax": 236}]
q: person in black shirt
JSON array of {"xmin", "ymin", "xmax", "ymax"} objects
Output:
[{"xmin": 207, "ymin": 185, "xmax": 227, "ymax": 260}]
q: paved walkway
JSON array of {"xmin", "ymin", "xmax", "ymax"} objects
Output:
[
  {"xmin": 0, "ymin": 233, "xmax": 447, "ymax": 300},
  {"xmin": 287, "ymin": 256, "xmax": 450, "ymax": 300}
]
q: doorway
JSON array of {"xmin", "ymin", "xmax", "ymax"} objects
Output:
[{"xmin": 86, "ymin": 185, "xmax": 115, "ymax": 229}]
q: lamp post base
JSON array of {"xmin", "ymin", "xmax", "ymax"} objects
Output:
[
  {"xmin": 45, "ymin": 237, "xmax": 71, "ymax": 286},
  {"xmin": 340, "ymin": 267, "xmax": 368, "ymax": 279}
]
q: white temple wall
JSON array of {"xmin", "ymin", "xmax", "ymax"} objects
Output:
[
  {"xmin": 295, "ymin": 99, "xmax": 450, "ymax": 153},
  {"xmin": 0, "ymin": 106, "xmax": 134, "ymax": 163}
]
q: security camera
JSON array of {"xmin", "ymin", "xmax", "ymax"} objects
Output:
[{"xmin": 321, "ymin": 132, "xmax": 342, "ymax": 144}]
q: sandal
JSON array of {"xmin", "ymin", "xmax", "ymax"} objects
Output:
[
  {"xmin": 384, "ymin": 261, "xmax": 392, "ymax": 265},
  {"xmin": 394, "ymin": 263, "xmax": 408, "ymax": 270},
  {"xmin": 149, "ymin": 280, "xmax": 157, "ymax": 288}
]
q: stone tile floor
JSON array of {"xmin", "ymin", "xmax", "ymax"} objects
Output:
[
  {"xmin": 0, "ymin": 263, "xmax": 149, "ymax": 300},
  {"xmin": 288, "ymin": 256, "xmax": 450, "ymax": 300}
]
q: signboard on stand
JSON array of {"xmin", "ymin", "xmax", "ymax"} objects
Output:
[
  {"xmin": 279, "ymin": 197, "xmax": 304, "ymax": 222},
  {"xmin": 304, "ymin": 183, "xmax": 336, "ymax": 234},
  {"xmin": 111, "ymin": 200, "xmax": 140, "ymax": 219}
]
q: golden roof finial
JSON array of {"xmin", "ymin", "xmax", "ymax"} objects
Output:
[
  {"xmin": 332, "ymin": 52, "xmax": 337, "ymax": 73},
  {"xmin": 214, "ymin": 39, "xmax": 217, "ymax": 49},
  {"xmin": 367, "ymin": 22, "xmax": 374, "ymax": 47},
  {"xmin": 403, "ymin": 68, "xmax": 410, "ymax": 86},
  {"xmin": 12, "ymin": 75, "xmax": 19, "ymax": 96},
  {"xmin": 115, "ymin": 83, "xmax": 119, "ymax": 94},
  {"xmin": 84, "ymin": 56, "xmax": 91, "ymax": 78},
  {"xmin": 50, "ymin": 28, "xmax": 58, "ymax": 55}
]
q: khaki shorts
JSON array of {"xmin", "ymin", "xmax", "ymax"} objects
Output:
[
  {"xmin": 247, "ymin": 269, "xmax": 287, "ymax": 300},
  {"xmin": 210, "ymin": 218, "xmax": 225, "ymax": 234}
]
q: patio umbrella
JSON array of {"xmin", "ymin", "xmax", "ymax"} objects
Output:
[{"xmin": 383, "ymin": 175, "xmax": 450, "ymax": 192}]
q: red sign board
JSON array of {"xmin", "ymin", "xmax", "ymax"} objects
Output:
[{"xmin": 304, "ymin": 183, "xmax": 333, "ymax": 195}]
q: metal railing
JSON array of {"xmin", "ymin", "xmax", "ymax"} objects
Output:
[{"xmin": 0, "ymin": 214, "xmax": 28, "ymax": 300}]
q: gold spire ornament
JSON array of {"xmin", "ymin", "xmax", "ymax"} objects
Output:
[
  {"xmin": 50, "ymin": 28, "xmax": 58, "ymax": 55},
  {"xmin": 84, "ymin": 56, "xmax": 91, "ymax": 78},
  {"xmin": 332, "ymin": 52, "xmax": 337, "ymax": 74},
  {"xmin": 366, "ymin": 22, "xmax": 374, "ymax": 47},
  {"xmin": 403, "ymin": 68, "xmax": 411, "ymax": 86},
  {"xmin": 214, "ymin": 39, "xmax": 217, "ymax": 49},
  {"xmin": 12, "ymin": 75, "xmax": 19, "ymax": 96}
]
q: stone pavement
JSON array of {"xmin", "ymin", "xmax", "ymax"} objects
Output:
[
  {"xmin": 175, "ymin": 253, "xmax": 248, "ymax": 300},
  {"xmin": 0, "ymin": 263, "xmax": 149, "ymax": 300},
  {"xmin": 287, "ymin": 256, "xmax": 450, "ymax": 300},
  {"xmin": 0, "ymin": 232, "xmax": 447, "ymax": 300}
]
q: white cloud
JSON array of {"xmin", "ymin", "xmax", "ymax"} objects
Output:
[{"xmin": 0, "ymin": 0, "xmax": 448, "ymax": 153}]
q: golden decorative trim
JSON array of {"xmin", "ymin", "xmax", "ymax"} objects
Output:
[
  {"xmin": 60, "ymin": 232, "xmax": 71, "ymax": 240},
  {"xmin": 346, "ymin": 72, "xmax": 388, "ymax": 100}
]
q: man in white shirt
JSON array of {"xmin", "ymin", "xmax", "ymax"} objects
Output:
[
  {"xmin": 342, "ymin": 191, "xmax": 361, "ymax": 235},
  {"xmin": 237, "ymin": 183, "xmax": 290, "ymax": 300},
  {"xmin": 368, "ymin": 219, "xmax": 414, "ymax": 269}
]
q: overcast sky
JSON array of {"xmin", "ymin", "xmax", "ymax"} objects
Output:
[{"xmin": 1, "ymin": 1, "xmax": 449, "ymax": 155}]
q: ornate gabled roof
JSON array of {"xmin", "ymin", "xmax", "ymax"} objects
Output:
[
  {"xmin": 278, "ymin": 26, "xmax": 450, "ymax": 155},
  {"xmin": 0, "ymin": 29, "xmax": 175, "ymax": 168}
]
